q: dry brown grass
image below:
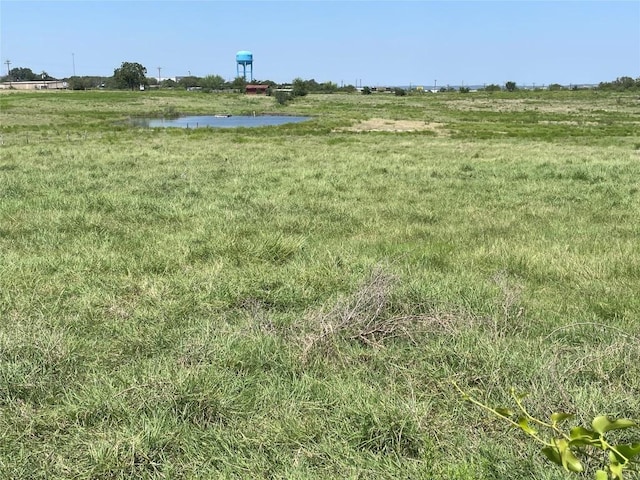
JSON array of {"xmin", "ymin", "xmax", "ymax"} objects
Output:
[{"xmin": 300, "ymin": 266, "xmax": 460, "ymax": 363}]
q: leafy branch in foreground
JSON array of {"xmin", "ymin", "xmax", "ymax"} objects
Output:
[{"xmin": 453, "ymin": 383, "xmax": 640, "ymax": 479}]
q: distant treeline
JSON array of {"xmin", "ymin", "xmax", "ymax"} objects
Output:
[
  {"xmin": 596, "ymin": 76, "xmax": 640, "ymax": 91},
  {"xmin": 1, "ymin": 67, "xmax": 638, "ymax": 93}
]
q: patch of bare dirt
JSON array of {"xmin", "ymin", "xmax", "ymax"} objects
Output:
[
  {"xmin": 538, "ymin": 120, "xmax": 599, "ymax": 126},
  {"xmin": 336, "ymin": 118, "xmax": 447, "ymax": 134}
]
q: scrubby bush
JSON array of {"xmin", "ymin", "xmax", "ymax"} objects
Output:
[
  {"xmin": 274, "ymin": 90, "xmax": 291, "ymax": 105},
  {"xmin": 484, "ymin": 84, "xmax": 502, "ymax": 92},
  {"xmin": 291, "ymin": 78, "xmax": 308, "ymax": 97}
]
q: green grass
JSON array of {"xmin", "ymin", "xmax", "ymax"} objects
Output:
[{"xmin": 1, "ymin": 89, "xmax": 639, "ymax": 478}]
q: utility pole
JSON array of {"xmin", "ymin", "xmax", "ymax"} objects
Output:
[
  {"xmin": 157, "ymin": 67, "xmax": 162, "ymax": 83},
  {"xmin": 434, "ymin": 79, "xmax": 437, "ymax": 92}
]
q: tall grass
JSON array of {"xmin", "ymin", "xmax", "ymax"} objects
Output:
[{"xmin": 1, "ymin": 89, "xmax": 639, "ymax": 478}]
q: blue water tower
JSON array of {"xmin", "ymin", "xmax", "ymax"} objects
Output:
[{"xmin": 236, "ymin": 50, "xmax": 253, "ymax": 82}]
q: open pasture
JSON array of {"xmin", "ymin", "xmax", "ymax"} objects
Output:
[{"xmin": 1, "ymin": 89, "xmax": 639, "ymax": 478}]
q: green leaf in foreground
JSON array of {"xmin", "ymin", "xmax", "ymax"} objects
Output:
[
  {"xmin": 569, "ymin": 426, "xmax": 600, "ymax": 447},
  {"xmin": 541, "ymin": 445, "xmax": 562, "ymax": 467},
  {"xmin": 555, "ymin": 438, "xmax": 584, "ymax": 473},
  {"xmin": 495, "ymin": 407, "xmax": 514, "ymax": 418},
  {"xmin": 456, "ymin": 382, "xmax": 639, "ymax": 477},
  {"xmin": 611, "ymin": 443, "xmax": 640, "ymax": 463},
  {"xmin": 551, "ymin": 412, "xmax": 575, "ymax": 426},
  {"xmin": 541, "ymin": 440, "xmax": 586, "ymax": 473},
  {"xmin": 592, "ymin": 416, "xmax": 637, "ymax": 434},
  {"xmin": 517, "ymin": 416, "xmax": 538, "ymax": 435},
  {"xmin": 608, "ymin": 460, "xmax": 624, "ymax": 480}
]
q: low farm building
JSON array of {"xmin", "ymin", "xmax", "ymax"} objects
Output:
[
  {"xmin": 245, "ymin": 84, "xmax": 269, "ymax": 95},
  {"xmin": 0, "ymin": 80, "xmax": 68, "ymax": 90}
]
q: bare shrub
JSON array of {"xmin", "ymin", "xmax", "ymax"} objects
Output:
[{"xmin": 300, "ymin": 266, "xmax": 460, "ymax": 363}]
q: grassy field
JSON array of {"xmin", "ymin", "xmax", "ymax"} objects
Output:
[{"xmin": 1, "ymin": 89, "xmax": 639, "ymax": 479}]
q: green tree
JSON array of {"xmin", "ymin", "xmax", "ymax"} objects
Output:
[
  {"xmin": 361, "ymin": 86, "xmax": 372, "ymax": 95},
  {"xmin": 303, "ymin": 78, "xmax": 319, "ymax": 92},
  {"xmin": 160, "ymin": 79, "xmax": 178, "ymax": 89},
  {"xmin": 8, "ymin": 67, "xmax": 38, "ymax": 81},
  {"xmin": 505, "ymin": 81, "xmax": 517, "ymax": 92},
  {"xmin": 201, "ymin": 74, "xmax": 226, "ymax": 91},
  {"xmin": 231, "ymin": 76, "xmax": 247, "ymax": 93},
  {"xmin": 178, "ymin": 76, "xmax": 200, "ymax": 89},
  {"xmin": 319, "ymin": 81, "xmax": 338, "ymax": 93},
  {"xmin": 291, "ymin": 77, "xmax": 308, "ymax": 97},
  {"xmin": 394, "ymin": 87, "xmax": 407, "ymax": 96},
  {"xmin": 113, "ymin": 62, "xmax": 147, "ymax": 90},
  {"xmin": 67, "ymin": 76, "xmax": 102, "ymax": 90}
]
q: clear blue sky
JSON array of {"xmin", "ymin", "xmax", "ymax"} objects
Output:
[{"xmin": 1, "ymin": 1, "xmax": 639, "ymax": 86}]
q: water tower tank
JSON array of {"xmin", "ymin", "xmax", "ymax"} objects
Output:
[
  {"xmin": 236, "ymin": 51, "xmax": 253, "ymax": 82},
  {"xmin": 236, "ymin": 51, "xmax": 253, "ymax": 64}
]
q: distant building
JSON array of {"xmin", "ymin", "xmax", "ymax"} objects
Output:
[
  {"xmin": 371, "ymin": 86, "xmax": 393, "ymax": 93},
  {"xmin": 245, "ymin": 84, "xmax": 269, "ymax": 95},
  {"xmin": 0, "ymin": 80, "xmax": 67, "ymax": 90}
]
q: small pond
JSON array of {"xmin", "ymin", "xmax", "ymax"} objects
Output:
[{"xmin": 132, "ymin": 115, "xmax": 311, "ymax": 129}]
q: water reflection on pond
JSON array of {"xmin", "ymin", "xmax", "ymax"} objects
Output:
[{"xmin": 132, "ymin": 115, "xmax": 311, "ymax": 129}]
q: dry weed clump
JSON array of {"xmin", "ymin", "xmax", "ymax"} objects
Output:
[{"xmin": 300, "ymin": 266, "xmax": 458, "ymax": 363}]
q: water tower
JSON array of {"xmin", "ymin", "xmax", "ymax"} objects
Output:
[{"xmin": 236, "ymin": 50, "xmax": 253, "ymax": 82}]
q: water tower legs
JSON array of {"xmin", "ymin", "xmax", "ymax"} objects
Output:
[{"xmin": 236, "ymin": 63, "xmax": 253, "ymax": 82}]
